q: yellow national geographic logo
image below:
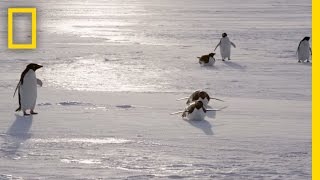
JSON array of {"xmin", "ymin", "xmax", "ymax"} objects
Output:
[{"xmin": 8, "ymin": 8, "xmax": 37, "ymax": 49}]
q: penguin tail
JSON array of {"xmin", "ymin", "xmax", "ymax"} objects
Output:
[{"xmin": 15, "ymin": 107, "xmax": 21, "ymax": 112}]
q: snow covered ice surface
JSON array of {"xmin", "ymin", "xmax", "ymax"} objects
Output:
[{"xmin": 0, "ymin": 0, "xmax": 311, "ymax": 179}]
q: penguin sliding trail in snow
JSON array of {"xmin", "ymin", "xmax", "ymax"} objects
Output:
[
  {"xmin": 14, "ymin": 63, "xmax": 43, "ymax": 116},
  {"xmin": 297, "ymin": 36, "xmax": 312, "ymax": 63},
  {"xmin": 198, "ymin": 53, "xmax": 216, "ymax": 66},
  {"xmin": 214, "ymin": 33, "xmax": 236, "ymax": 61}
]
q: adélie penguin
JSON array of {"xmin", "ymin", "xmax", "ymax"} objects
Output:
[
  {"xmin": 186, "ymin": 90, "xmax": 224, "ymax": 106},
  {"xmin": 170, "ymin": 100, "xmax": 227, "ymax": 121},
  {"xmin": 176, "ymin": 90, "xmax": 224, "ymax": 107},
  {"xmin": 297, "ymin": 36, "xmax": 312, "ymax": 63},
  {"xmin": 198, "ymin": 53, "xmax": 216, "ymax": 66},
  {"xmin": 182, "ymin": 101, "xmax": 207, "ymax": 120},
  {"xmin": 214, "ymin": 33, "xmax": 236, "ymax": 61},
  {"xmin": 14, "ymin": 63, "xmax": 43, "ymax": 116}
]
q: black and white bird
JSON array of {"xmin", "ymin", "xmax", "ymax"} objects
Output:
[
  {"xmin": 14, "ymin": 63, "xmax": 43, "ymax": 116},
  {"xmin": 214, "ymin": 33, "xmax": 236, "ymax": 61},
  {"xmin": 297, "ymin": 36, "xmax": 312, "ymax": 63},
  {"xmin": 177, "ymin": 90, "xmax": 224, "ymax": 107},
  {"xmin": 171, "ymin": 100, "xmax": 224, "ymax": 121},
  {"xmin": 198, "ymin": 53, "xmax": 216, "ymax": 66}
]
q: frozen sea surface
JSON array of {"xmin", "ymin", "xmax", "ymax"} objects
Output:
[{"xmin": 0, "ymin": 0, "xmax": 311, "ymax": 99}]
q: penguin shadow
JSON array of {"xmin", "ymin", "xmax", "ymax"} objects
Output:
[
  {"xmin": 201, "ymin": 65, "xmax": 219, "ymax": 70},
  {"xmin": 184, "ymin": 119, "xmax": 214, "ymax": 135},
  {"xmin": 300, "ymin": 61, "xmax": 312, "ymax": 66},
  {"xmin": 1, "ymin": 115, "xmax": 33, "ymax": 157},
  {"xmin": 205, "ymin": 105, "xmax": 217, "ymax": 119},
  {"xmin": 222, "ymin": 60, "xmax": 246, "ymax": 71}
]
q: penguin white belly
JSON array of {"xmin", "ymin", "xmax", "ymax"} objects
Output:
[
  {"xmin": 20, "ymin": 70, "xmax": 37, "ymax": 111},
  {"xmin": 198, "ymin": 98, "xmax": 209, "ymax": 106},
  {"xmin": 200, "ymin": 57, "xmax": 215, "ymax": 66},
  {"xmin": 220, "ymin": 39, "xmax": 231, "ymax": 59},
  {"xmin": 298, "ymin": 42, "xmax": 310, "ymax": 61},
  {"xmin": 187, "ymin": 109, "xmax": 206, "ymax": 121}
]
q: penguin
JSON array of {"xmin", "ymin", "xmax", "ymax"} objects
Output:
[
  {"xmin": 214, "ymin": 33, "xmax": 236, "ymax": 61},
  {"xmin": 185, "ymin": 90, "xmax": 224, "ymax": 106},
  {"xmin": 170, "ymin": 98, "xmax": 227, "ymax": 120},
  {"xmin": 297, "ymin": 36, "xmax": 312, "ymax": 63},
  {"xmin": 198, "ymin": 53, "xmax": 216, "ymax": 66},
  {"xmin": 186, "ymin": 90, "xmax": 210, "ymax": 106},
  {"xmin": 14, "ymin": 63, "xmax": 43, "ymax": 116},
  {"xmin": 182, "ymin": 101, "xmax": 206, "ymax": 121}
]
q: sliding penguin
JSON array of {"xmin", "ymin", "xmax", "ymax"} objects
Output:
[
  {"xmin": 182, "ymin": 101, "xmax": 206, "ymax": 121},
  {"xmin": 185, "ymin": 90, "xmax": 223, "ymax": 106},
  {"xmin": 297, "ymin": 36, "xmax": 312, "ymax": 63},
  {"xmin": 198, "ymin": 53, "xmax": 216, "ymax": 66},
  {"xmin": 14, "ymin": 63, "xmax": 43, "ymax": 116},
  {"xmin": 214, "ymin": 33, "xmax": 236, "ymax": 61}
]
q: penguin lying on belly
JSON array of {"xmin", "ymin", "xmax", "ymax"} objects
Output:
[
  {"xmin": 198, "ymin": 53, "xmax": 216, "ymax": 66},
  {"xmin": 182, "ymin": 101, "xmax": 207, "ymax": 121},
  {"xmin": 170, "ymin": 99, "xmax": 226, "ymax": 121},
  {"xmin": 14, "ymin": 63, "xmax": 43, "ymax": 116},
  {"xmin": 186, "ymin": 90, "xmax": 224, "ymax": 106}
]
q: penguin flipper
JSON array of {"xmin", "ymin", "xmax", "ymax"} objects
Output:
[
  {"xmin": 13, "ymin": 81, "xmax": 21, "ymax": 97},
  {"xmin": 37, "ymin": 79, "xmax": 43, "ymax": 87}
]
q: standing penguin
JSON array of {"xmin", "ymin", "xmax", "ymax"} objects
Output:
[
  {"xmin": 14, "ymin": 63, "xmax": 43, "ymax": 116},
  {"xmin": 297, "ymin": 36, "xmax": 312, "ymax": 63},
  {"xmin": 214, "ymin": 33, "xmax": 236, "ymax": 61}
]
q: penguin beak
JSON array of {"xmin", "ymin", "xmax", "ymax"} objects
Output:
[{"xmin": 36, "ymin": 65, "xmax": 43, "ymax": 70}]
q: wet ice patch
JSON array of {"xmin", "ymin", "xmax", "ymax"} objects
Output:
[
  {"xmin": 60, "ymin": 158, "xmax": 102, "ymax": 164},
  {"xmin": 37, "ymin": 102, "xmax": 52, "ymax": 106},
  {"xmin": 116, "ymin": 105, "xmax": 134, "ymax": 109},
  {"xmin": 0, "ymin": 174, "xmax": 23, "ymax": 180},
  {"xmin": 57, "ymin": 101, "xmax": 94, "ymax": 106}
]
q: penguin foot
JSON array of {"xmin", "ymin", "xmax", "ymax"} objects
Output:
[
  {"xmin": 222, "ymin": 59, "xmax": 225, "ymax": 61},
  {"xmin": 298, "ymin": 60, "xmax": 301, "ymax": 63},
  {"xmin": 30, "ymin": 111, "xmax": 38, "ymax": 115},
  {"xmin": 23, "ymin": 113, "xmax": 30, "ymax": 116},
  {"xmin": 15, "ymin": 107, "xmax": 21, "ymax": 112}
]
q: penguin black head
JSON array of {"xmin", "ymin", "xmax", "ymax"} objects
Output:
[
  {"xmin": 222, "ymin": 33, "xmax": 227, "ymax": 38},
  {"xmin": 195, "ymin": 101, "xmax": 204, "ymax": 109},
  {"xmin": 199, "ymin": 91, "xmax": 209, "ymax": 99},
  {"xmin": 26, "ymin": 63, "xmax": 43, "ymax": 71},
  {"xmin": 302, "ymin": 36, "xmax": 310, "ymax": 41},
  {"xmin": 208, "ymin": 53, "xmax": 215, "ymax": 57}
]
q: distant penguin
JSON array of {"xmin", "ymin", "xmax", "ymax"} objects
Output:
[
  {"xmin": 297, "ymin": 36, "xmax": 312, "ymax": 63},
  {"xmin": 182, "ymin": 101, "xmax": 206, "ymax": 120},
  {"xmin": 198, "ymin": 53, "xmax": 216, "ymax": 66},
  {"xmin": 14, "ymin": 63, "xmax": 43, "ymax": 116},
  {"xmin": 214, "ymin": 33, "xmax": 236, "ymax": 61}
]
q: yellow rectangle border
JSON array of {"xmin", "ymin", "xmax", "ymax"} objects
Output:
[
  {"xmin": 313, "ymin": 0, "xmax": 317, "ymax": 179},
  {"xmin": 8, "ymin": 8, "xmax": 37, "ymax": 49}
]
